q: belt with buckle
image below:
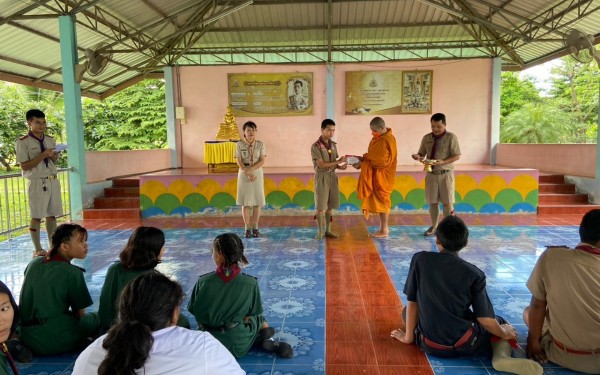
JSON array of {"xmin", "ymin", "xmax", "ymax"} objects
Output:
[
  {"xmin": 41, "ymin": 175, "xmax": 57, "ymax": 180},
  {"xmin": 21, "ymin": 318, "xmax": 48, "ymax": 327},
  {"xmin": 202, "ymin": 322, "xmax": 240, "ymax": 332},
  {"xmin": 430, "ymin": 170, "xmax": 450, "ymax": 175},
  {"xmin": 421, "ymin": 326, "xmax": 474, "ymax": 350},
  {"xmin": 552, "ymin": 336, "xmax": 598, "ymax": 356}
]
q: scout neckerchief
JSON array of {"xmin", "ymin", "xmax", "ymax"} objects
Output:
[
  {"xmin": 28, "ymin": 131, "xmax": 48, "ymax": 167},
  {"xmin": 318, "ymin": 136, "xmax": 333, "ymax": 162},
  {"xmin": 244, "ymin": 138, "xmax": 255, "ymax": 166},
  {"xmin": 575, "ymin": 243, "xmax": 600, "ymax": 255},
  {"xmin": 216, "ymin": 264, "xmax": 241, "ymax": 283},
  {"xmin": 1, "ymin": 343, "xmax": 19, "ymax": 375},
  {"xmin": 430, "ymin": 130, "xmax": 447, "ymax": 160}
]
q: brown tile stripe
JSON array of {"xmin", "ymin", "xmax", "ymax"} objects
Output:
[{"xmin": 325, "ymin": 218, "xmax": 433, "ymax": 374}]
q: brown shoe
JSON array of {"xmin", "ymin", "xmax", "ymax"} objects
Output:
[
  {"xmin": 245, "ymin": 230, "xmax": 251, "ymax": 238},
  {"xmin": 252, "ymin": 229, "xmax": 261, "ymax": 238}
]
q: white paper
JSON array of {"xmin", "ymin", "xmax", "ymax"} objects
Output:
[
  {"xmin": 55, "ymin": 144, "xmax": 68, "ymax": 152},
  {"xmin": 347, "ymin": 156, "xmax": 360, "ymax": 165}
]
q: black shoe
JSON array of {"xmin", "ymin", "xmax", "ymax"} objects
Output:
[
  {"xmin": 6, "ymin": 338, "xmax": 33, "ymax": 363},
  {"xmin": 258, "ymin": 327, "xmax": 275, "ymax": 342},
  {"xmin": 245, "ymin": 230, "xmax": 251, "ymax": 238},
  {"xmin": 252, "ymin": 229, "xmax": 261, "ymax": 238},
  {"xmin": 262, "ymin": 340, "xmax": 293, "ymax": 358}
]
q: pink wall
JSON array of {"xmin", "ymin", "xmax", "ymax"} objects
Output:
[
  {"xmin": 177, "ymin": 59, "xmax": 492, "ymax": 168},
  {"xmin": 86, "ymin": 149, "xmax": 172, "ymax": 183},
  {"xmin": 496, "ymin": 144, "xmax": 596, "ymax": 178}
]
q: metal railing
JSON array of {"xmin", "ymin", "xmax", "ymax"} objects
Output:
[{"xmin": 0, "ymin": 168, "xmax": 71, "ymax": 239}]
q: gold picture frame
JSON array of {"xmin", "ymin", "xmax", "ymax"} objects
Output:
[{"xmin": 401, "ymin": 71, "xmax": 432, "ymax": 114}]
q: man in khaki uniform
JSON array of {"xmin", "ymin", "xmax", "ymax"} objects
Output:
[
  {"xmin": 411, "ymin": 113, "xmax": 461, "ymax": 236},
  {"xmin": 523, "ymin": 209, "xmax": 600, "ymax": 374},
  {"xmin": 15, "ymin": 109, "xmax": 63, "ymax": 256},
  {"xmin": 311, "ymin": 119, "xmax": 347, "ymax": 240}
]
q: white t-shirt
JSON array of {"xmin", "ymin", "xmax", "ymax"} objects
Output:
[{"xmin": 72, "ymin": 326, "xmax": 245, "ymax": 375}]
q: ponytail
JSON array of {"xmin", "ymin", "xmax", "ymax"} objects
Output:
[{"xmin": 98, "ymin": 271, "xmax": 182, "ymax": 374}]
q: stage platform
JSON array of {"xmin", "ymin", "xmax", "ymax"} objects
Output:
[{"xmin": 138, "ymin": 164, "xmax": 538, "ymax": 218}]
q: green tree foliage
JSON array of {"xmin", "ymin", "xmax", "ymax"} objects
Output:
[
  {"xmin": 501, "ymin": 102, "xmax": 579, "ymax": 143},
  {"xmin": 548, "ymin": 57, "xmax": 599, "ymax": 143},
  {"xmin": 500, "ymin": 71, "xmax": 541, "ymax": 122},
  {"xmin": 82, "ymin": 79, "xmax": 167, "ymax": 150}
]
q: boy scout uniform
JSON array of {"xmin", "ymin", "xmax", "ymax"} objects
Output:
[
  {"xmin": 311, "ymin": 138, "xmax": 340, "ymax": 210},
  {"xmin": 15, "ymin": 133, "xmax": 63, "ymax": 219},
  {"xmin": 417, "ymin": 132, "xmax": 461, "ymax": 204}
]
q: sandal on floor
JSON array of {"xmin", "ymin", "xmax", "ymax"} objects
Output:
[
  {"xmin": 245, "ymin": 230, "xmax": 251, "ymax": 238},
  {"xmin": 423, "ymin": 226, "xmax": 436, "ymax": 236},
  {"xmin": 262, "ymin": 340, "xmax": 294, "ymax": 358},
  {"xmin": 252, "ymin": 229, "xmax": 261, "ymax": 238}
]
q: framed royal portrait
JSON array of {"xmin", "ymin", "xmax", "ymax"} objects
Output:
[{"xmin": 401, "ymin": 71, "xmax": 432, "ymax": 114}]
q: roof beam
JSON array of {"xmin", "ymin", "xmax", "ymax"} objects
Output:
[
  {"xmin": 207, "ymin": 21, "xmax": 468, "ymax": 32},
  {"xmin": 0, "ymin": 0, "xmax": 53, "ymax": 26}
]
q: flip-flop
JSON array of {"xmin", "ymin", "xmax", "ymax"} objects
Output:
[{"xmin": 423, "ymin": 226, "xmax": 435, "ymax": 236}]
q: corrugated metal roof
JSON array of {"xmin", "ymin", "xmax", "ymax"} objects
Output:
[{"xmin": 0, "ymin": 0, "xmax": 598, "ymax": 97}]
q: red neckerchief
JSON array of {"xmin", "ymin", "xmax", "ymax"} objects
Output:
[
  {"xmin": 43, "ymin": 253, "xmax": 70, "ymax": 264},
  {"xmin": 575, "ymin": 243, "xmax": 600, "ymax": 255},
  {"xmin": 318, "ymin": 136, "xmax": 333, "ymax": 162},
  {"xmin": 216, "ymin": 264, "xmax": 241, "ymax": 283},
  {"xmin": 2, "ymin": 342, "xmax": 19, "ymax": 375},
  {"xmin": 430, "ymin": 130, "xmax": 447, "ymax": 160},
  {"xmin": 28, "ymin": 131, "xmax": 48, "ymax": 167}
]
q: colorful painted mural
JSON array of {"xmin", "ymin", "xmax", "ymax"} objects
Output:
[{"xmin": 140, "ymin": 171, "xmax": 538, "ymax": 218}]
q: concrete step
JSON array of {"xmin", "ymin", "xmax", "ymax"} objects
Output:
[
  {"xmin": 539, "ymin": 183, "xmax": 576, "ymax": 194},
  {"xmin": 104, "ymin": 186, "xmax": 140, "ymax": 197},
  {"xmin": 539, "ymin": 174, "xmax": 564, "ymax": 184},
  {"xmin": 538, "ymin": 193, "xmax": 589, "ymax": 204},
  {"xmin": 111, "ymin": 178, "xmax": 140, "ymax": 187},
  {"xmin": 82, "ymin": 208, "xmax": 140, "ymax": 220},
  {"xmin": 538, "ymin": 204, "xmax": 600, "ymax": 215},
  {"xmin": 93, "ymin": 197, "xmax": 140, "ymax": 209}
]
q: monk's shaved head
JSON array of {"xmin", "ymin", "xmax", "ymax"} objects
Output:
[{"xmin": 370, "ymin": 117, "xmax": 385, "ymax": 130}]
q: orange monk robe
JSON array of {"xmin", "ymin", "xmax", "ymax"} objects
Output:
[{"xmin": 357, "ymin": 128, "xmax": 398, "ymax": 219}]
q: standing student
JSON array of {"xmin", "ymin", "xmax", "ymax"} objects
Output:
[
  {"xmin": 15, "ymin": 109, "xmax": 63, "ymax": 256},
  {"xmin": 73, "ymin": 271, "xmax": 244, "ymax": 375},
  {"xmin": 353, "ymin": 117, "xmax": 398, "ymax": 238},
  {"xmin": 188, "ymin": 233, "xmax": 293, "ymax": 359},
  {"xmin": 97, "ymin": 226, "xmax": 188, "ymax": 332},
  {"xmin": 0, "ymin": 281, "xmax": 19, "ymax": 375},
  {"xmin": 236, "ymin": 121, "xmax": 266, "ymax": 238},
  {"xmin": 391, "ymin": 216, "xmax": 542, "ymax": 375},
  {"xmin": 311, "ymin": 119, "xmax": 347, "ymax": 240},
  {"xmin": 412, "ymin": 113, "xmax": 461, "ymax": 236},
  {"xmin": 19, "ymin": 224, "xmax": 99, "ymax": 355}
]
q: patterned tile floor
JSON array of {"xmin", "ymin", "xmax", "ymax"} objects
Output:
[{"xmin": 0, "ymin": 214, "xmax": 587, "ymax": 375}]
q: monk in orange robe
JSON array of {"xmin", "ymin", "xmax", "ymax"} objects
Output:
[{"xmin": 353, "ymin": 117, "xmax": 398, "ymax": 238}]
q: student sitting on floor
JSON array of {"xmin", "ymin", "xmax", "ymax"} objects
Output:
[
  {"xmin": 19, "ymin": 223, "xmax": 100, "ymax": 355},
  {"xmin": 73, "ymin": 271, "xmax": 244, "ymax": 374},
  {"xmin": 523, "ymin": 209, "xmax": 600, "ymax": 374},
  {"xmin": 1, "ymin": 281, "xmax": 20, "ymax": 375},
  {"xmin": 391, "ymin": 216, "xmax": 542, "ymax": 375},
  {"xmin": 187, "ymin": 233, "xmax": 293, "ymax": 359},
  {"xmin": 97, "ymin": 226, "xmax": 189, "ymax": 332}
]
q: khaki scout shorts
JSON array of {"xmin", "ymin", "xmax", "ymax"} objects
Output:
[
  {"xmin": 314, "ymin": 171, "xmax": 340, "ymax": 211},
  {"xmin": 28, "ymin": 177, "xmax": 63, "ymax": 219},
  {"xmin": 425, "ymin": 171, "xmax": 455, "ymax": 204}
]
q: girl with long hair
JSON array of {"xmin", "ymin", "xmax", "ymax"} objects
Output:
[
  {"xmin": 0, "ymin": 281, "xmax": 19, "ymax": 375},
  {"xmin": 73, "ymin": 271, "xmax": 243, "ymax": 375}
]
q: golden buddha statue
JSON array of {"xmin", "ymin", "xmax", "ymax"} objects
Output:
[{"xmin": 215, "ymin": 106, "xmax": 241, "ymax": 141}]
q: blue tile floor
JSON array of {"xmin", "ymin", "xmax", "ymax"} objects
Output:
[{"xmin": 0, "ymin": 222, "xmax": 586, "ymax": 374}]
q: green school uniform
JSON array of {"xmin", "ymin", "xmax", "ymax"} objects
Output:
[
  {"xmin": 97, "ymin": 262, "xmax": 189, "ymax": 332},
  {"xmin": 187, "ymin": 271, "xmax": 266, "ymax": 358},
  {"xmin": 0, "ymin": 349, "xmax": 9, "ymax": 375},
  {"xmin": 19, "ymin": 256, "xmax": 99, "ymax": 355}
]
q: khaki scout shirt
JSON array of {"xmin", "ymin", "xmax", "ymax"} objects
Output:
[
  {"xmin": 417, "ymin": 131, "xmax": 461, "ymax": 171},
  {"xmin": 311, "ymin": 138, "xmax": 339, "ymax": 173},
  {"xmin": 15, "ymin": 134, "xmax": 57, "ymax": 179}
]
